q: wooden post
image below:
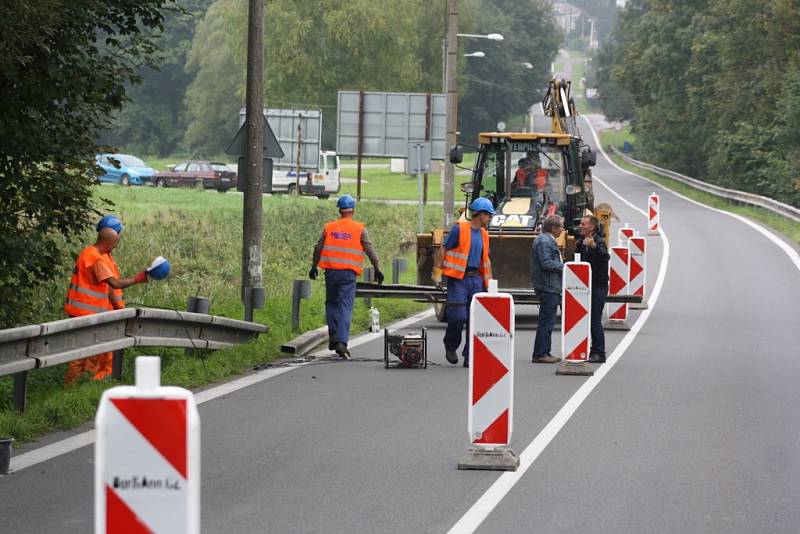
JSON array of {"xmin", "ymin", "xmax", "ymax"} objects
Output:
[
  {"xmin": 357, "ymin": 90, "xmax": 364, "ymax": 201},
  {"xmin": 424, "ymin": 92, "xmax": 432, "ymax": 206}
]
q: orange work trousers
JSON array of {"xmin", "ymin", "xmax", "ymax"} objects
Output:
[{"xmin": 64, "ymin": 352, "xmax": 113, "ymax": 385}]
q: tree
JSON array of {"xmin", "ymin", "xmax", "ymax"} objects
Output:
[
  {"xmin": 600, "ymin": 0, "xmax": 800, "ymax": 207},
  {"xmin": 182, "ymin": 0, "xmax": 244, "ymax": 156},
  {"xmin": 103, "ymin": 0, "xmax": 214, "ymax": 156},
  {"xmin": 0, "ymin": 0, "xmax": 172, "ymax": 327},
  {"xmin": 458, "ymin": 0, "xmax": 562, "ymax": 144}
]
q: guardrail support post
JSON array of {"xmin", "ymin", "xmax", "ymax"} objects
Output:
[
  {"xmin": 362, "ymin": 267, "xmax": 374, "ymax": 307},
  {"xmin": 291, "ymin": 280, "xmax": 312, "ymax": 332},
  {"xmin": 188, "ymin": 296, "xmax": 211, "ymax": 315},
  {"xmin": 13, "ymin": 371, "xmax": 27, "ymax": 412},
  {"xmin": 186, "ymin": 296, "xmax": 211, "ymax": 355},
  {"xmin": 111, "ymin": 350, "xmax": 125, "ymax": 381},
  {"xmin": 392, "ymin": 257, "xmax": 408, "ymax": 285},
  {"xmin": 243, "ymin": 287, "xmax": 266, "ymax": 323}
]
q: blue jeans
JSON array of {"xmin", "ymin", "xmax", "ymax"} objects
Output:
[
  {"xmin": 591, "ymin": 284, "xmax": 608, "ymax": 356},
  {"xmin": 443, "ymin": 274, "xmax": 485, "ymax": 362},
  {"xmin": 533, "ymin": 290, "xmax": 559, "ymax": 357},
  {"xmin": 325, "ymin": 269, "xmax": 357, "ymax": 345}
]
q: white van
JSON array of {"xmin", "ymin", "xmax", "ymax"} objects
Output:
[{"xmin": 272, "ymin": 150, "xmax": 340, "ymax": 199}]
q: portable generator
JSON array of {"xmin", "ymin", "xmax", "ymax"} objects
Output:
[{"xmin": 383, "ymin": 328, "xmax": 427, "ymax": 369}]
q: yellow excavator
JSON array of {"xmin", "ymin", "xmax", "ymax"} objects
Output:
[{"xmin": 358, "ymin": 78, "xmax": 621, "ymax": 319}]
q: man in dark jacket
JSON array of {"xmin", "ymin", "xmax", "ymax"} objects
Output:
[
  {"xmin": 576, "ymin": 215, "xmax": 610, "ymax": 363},
  {"xmin": 531, "ymin": 215, "xmax": 564, "ymax": 363}
]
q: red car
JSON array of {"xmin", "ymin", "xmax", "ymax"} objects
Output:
[{"xmin": 153, "ymin": 161, "xmax": 238, "ymax": 192}]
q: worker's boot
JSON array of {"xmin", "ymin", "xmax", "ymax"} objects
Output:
[
  {"xmin": 445, "ymin": 351, "xmax": 459, "ymax": 364},
  {"xmin": 334, "ymin": 342, "xmax": 351, "ymax": 360}
]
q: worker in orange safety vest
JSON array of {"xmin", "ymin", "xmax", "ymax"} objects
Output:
[
  {"xmin": 63, "ymin": 215, "xmax": 150, "ymax": 385},
  {"xmin": 309, "ymin": 195, "xmax": 383, "ymax": 359},
  {"xmin": 432, "ymin": 197, "xmax": 494, "ymax": 368}
]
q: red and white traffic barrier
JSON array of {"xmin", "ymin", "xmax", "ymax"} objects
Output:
[
  {"xmin": 648, "ymin": 193, "xmax": 660, "ymax": 235},
  {"xmin": 628, "ymin": 235, "xmax": 647, "ymax": 309},
  {"xmin": 468, "ymin": 280, "xmax": 514, "ymax": 447},
  {"xmin": 561, "ymin": 255, "xmax": 592, "ymax": 362},
  {"xmin": 459, "ymin": 280, "xmax": 518, "ymax": 470},
  {"xmin": 618, "ymin": 223, "xmax": 635, "ymax": 247},
  {"xmin": 606, "ymin": 245, "xmax": 630, "ymax": 330},
  {"xmin": 95, "ymin": 357, "xmax": 200, "ymax": 534}
]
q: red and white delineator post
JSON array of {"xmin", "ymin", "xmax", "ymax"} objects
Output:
[
  {"xmin": 628, "ymin": 235, "xmax": 647, "ymax": 310},
  {"xmin": 648, "ymin": 193, "xmax": 660, "ymax": 235},
  {"xmin": 95, "ymin": 356, "xmax": 200, "ymax": 534},
  {"xmin": 618, "ymin": 223, "xmax": 635, "ymax": 247},
  {"xmin": 556, "ymin": 254, "xmax": 594, "ymax": 376},
  {"xmin": 459, "ymin": 279, "xmax": 519, "ymax": 471},
  {"xmin": 606, "ymin": 245, "xmax": 630, "ymax": 331}
]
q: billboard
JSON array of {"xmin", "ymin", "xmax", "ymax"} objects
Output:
[
  {"xmin": 336, "ymin": 91, "xmax": 446, "ymax": 160},
  {"xmin": 238, "ymin": 108, "xmax": 321, "ymax": 171}
]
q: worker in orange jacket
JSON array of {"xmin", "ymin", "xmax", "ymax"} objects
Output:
[
  {"xmin": 63, "ymin": 215, "xmax": 150, "ymax": 385},
  {"xmin": 310, "ymin": 195, "xmax": 383, "ymax": 359},
  {"xmin": 432, "ymin": 197, "xmax": 494, "ymax": 368}
]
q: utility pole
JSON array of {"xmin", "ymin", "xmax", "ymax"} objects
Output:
[
  {"xmin": 443, "ymin": 0, "xmax": 458, "ymax": 227},
  {"xmin": 242, "ymin": 0, "xmax": 265, "ymax": 320}
]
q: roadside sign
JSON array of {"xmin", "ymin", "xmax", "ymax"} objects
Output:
[
  {"xmin": 239, "ymin": 108, "xmax": 321, "ymax": 171},
  {"xmin": 406, "ymin": 141, "xmax": 431, "ymax": 175},
  {"xmin": 336, "ymin": 91, "xmax": 446, "ymax": 159},
  {"xmin": 95, "ymin": 357, "xmax": 200, "ymax": 534}
]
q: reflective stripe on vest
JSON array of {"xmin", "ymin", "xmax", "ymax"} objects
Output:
[
  {"xmin": 69, "ymin": 283, "xmax": 107, "ymax": 300},
  {"xmin": 64, "ymin": 246, "xmax": 115, "ymax": 317},
  {"xmin": 66, "ymin": 299, "xmax": 110, "ymax": 314},
  {"xmin": 317, "ymin": 218, "xmax": 365, "ymax": 274},
  {"xmin": 441, "ymin": 221, "xmax": 491, "ymax": 283}
]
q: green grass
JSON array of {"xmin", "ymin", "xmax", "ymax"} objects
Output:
[
  {"xmin": 0, "ymin": 186, "xmax": 440, "ymax": 444},
  {"xmin": 599, "ymin": 132, "xmax": 800, "ymax": 243},
  {"xmin": 339, "ymin": 158, "xmax": 480, "ymax": 202},
  {"xmin": 340, "ymin": 166, "xmax": 445, "ymax": 201},
  {"xmin": 599, "ymin": 126, "xmax": 637, "ymax": 151}
]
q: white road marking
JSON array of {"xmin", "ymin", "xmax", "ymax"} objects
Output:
[
  {"xmin": 10, "ymin": 310, "xmax": 434, "ymax": 474},
  {"xmin": 10, "ymin": 366, "xmax": 299, "ymax": 473},
  {"xmin": 448, "ymin": 127, "xmax": 672, "ymax": 534}
]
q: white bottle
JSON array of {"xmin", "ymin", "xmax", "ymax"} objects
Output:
[{"xmin": 369, "ymin": 306, "xmax": 381, "ymax": 333}]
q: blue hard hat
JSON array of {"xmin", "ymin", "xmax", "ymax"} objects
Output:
[
  {"xmin": 97, "ymin": 215, "xmax": 124, "ymax": 234},
  {"xmin": 336, "ymin": 194, "xmax": 356, "ymax": 210},
  {"xmin": 470, "ymin": 197, "xmax": 496, "ymax": 216},
  {"xmin": 147, "ymin": 256, "xmax": 171, "ymax": 281}
]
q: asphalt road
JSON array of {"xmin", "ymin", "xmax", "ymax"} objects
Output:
[{"xmin": 1, "ymin": 116, "xmax": 798, "ymax": 533}]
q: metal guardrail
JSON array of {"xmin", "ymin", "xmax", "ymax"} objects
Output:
[
  {"xmin": 610, "ymin": 146, "xmax": 800, "ymax": 223},
  {"xmin": 355, "ymin": 282, "xmax": 644, "ymax": 305},
  {"xmin": 0, "ymin": 308, "xmax": 267, "ymax": 411}
]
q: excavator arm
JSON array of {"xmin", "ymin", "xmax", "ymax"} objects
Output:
[{"xmin": 542, "ymin": 79, "xmax": 580, "ymax": 137}]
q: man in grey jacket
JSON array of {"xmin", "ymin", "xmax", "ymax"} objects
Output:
[{"xmin": 531, "ymin": 215, "xmax": 565, "ymax": 363}]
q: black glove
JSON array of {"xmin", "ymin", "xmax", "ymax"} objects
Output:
[
  {"xmin": 309, "ymin": 266, "xmax": 318, "ymax": 280},
  {"xmin": 375, "ymin": 270, "xmax": 385, "ymax": 285}
]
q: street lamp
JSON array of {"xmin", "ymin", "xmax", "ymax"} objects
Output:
[
  {"xmin": 464, "ymin": 51, "xmax": 485, "ymax": 58},
  {"xmin": 457, "ymin": 32, "xmax": 504, "ymax": 41},
  {"xmin": 442, "ymin": 3, "xmax": 505, "ymax": 226}
]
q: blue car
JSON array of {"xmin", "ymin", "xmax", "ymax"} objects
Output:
[{"xmin": 94, "ymin": 154, "xmax": 155, "ymax": 186}]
